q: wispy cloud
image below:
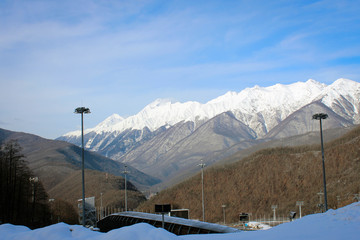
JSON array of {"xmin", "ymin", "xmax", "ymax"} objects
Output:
[{"xmin": 0, "ymin": 0, "xmax": 359, "ymax": 138}]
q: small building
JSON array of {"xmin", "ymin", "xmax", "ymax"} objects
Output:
[{"xmin": 170, "ymin": 209, "xmax": 189, "ymax": 219}]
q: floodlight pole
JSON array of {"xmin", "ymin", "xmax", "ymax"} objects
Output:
[
  {"xmin": 296, "ymin": 201, "xmax": 304, "ymax": 218},
  {"xmin": 100, "ymin": 192, "xmax": 103, "ymax": 219},
  {"xmin": 271, "ymin": 205, "xmax": 278, "ymax": 221},
  {"xmin": 75, "ymin": 107, "xmax": 90, "ymax": 226},
  {"xmin": 122, "ymin": 165, "xmax": 129, "ymax": 211},
  {"xmin": 222, "ymin": 205, "xmax": 226, "ymax": 224},
  {"xmin": 312, "ymin": 113, "xmax": 328, "ymax": 212},
  {"xmin": 199, "ymin": 160, "xmax": 206, "ymax": 222},
  {"xmin": 29, "ymin": 177, "xmax": 39, "ymax": 224}
]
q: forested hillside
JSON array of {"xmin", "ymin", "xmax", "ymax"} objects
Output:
[
  {"xmin": 48, "ymin": 169, "xmax": 147, "ymax": 212},
  {"xmin": 137, "ymin": 126, "xmax": 360, "ymax": 223},
  {"xmin": 0, "ymin": 140, "xmax": 51, "ymax": 228}
]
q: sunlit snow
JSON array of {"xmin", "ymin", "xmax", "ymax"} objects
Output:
[{"xmin": 1, "ymin": 202, "xmax": 359, "ymax": 240}]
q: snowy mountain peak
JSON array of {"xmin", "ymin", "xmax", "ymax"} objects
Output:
[
  {"xmin": 207, "ymin": 91, "xmax": 237, "ymax": 104},
  {"xmin": 105, "ymin": 113, "xmax": 124, "ymax": 123},
  {"xmin": 62, "ymin": 78, "xmax": 360, "ymax": 138},
  {"xmin": 330, "ymin": 78, "xmax": 359, "ymax": 90},
  {"xmin": 318, "ymin": 79, "xmax": 360, "ymax": 119},
  {"xmin": 306, "ymin": 78, "xmax": 325, "ymax": 86},
  {"xmin": 317, "ymin": 78, "xmax": 359, "ymax": 101},
  {"xmin": 145, "ymin": 98, "xmax": 174, "ymax": 109},
  {"xmin": 93, "ymin": 114, "xmax": 124, "ymax": 129}
]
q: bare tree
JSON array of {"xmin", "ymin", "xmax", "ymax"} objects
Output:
[{"xmin": 0, "ymin": 140, "xmax": 51, "ymax": 228}]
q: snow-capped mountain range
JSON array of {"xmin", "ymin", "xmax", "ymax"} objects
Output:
[
  {"xmin": 58, "ymin": 78, "xmax": 360, "ymax": 182},
  {"xmin": 64, "ymin": 78, "xmax": 359, "ymax": 137}
]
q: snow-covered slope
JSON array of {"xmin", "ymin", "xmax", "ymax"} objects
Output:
[{"xmin": 318, "ymin": 78, "xmax": 360, "ymax": 122}]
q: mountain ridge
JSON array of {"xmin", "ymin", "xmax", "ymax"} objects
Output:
[
  {"xmin": 62, "ymin": 78, "xmax": 358, "ymax": 139},
  {"xmin": 57, "ymin": 78, "xmax": 360, "ymax": 183}
]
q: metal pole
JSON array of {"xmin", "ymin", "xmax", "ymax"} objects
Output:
[
  {"xmin": 125, "ymin": 171, "xmax": 127, "ymax": 211},
  {"xmin": 296, "ymin": 201, "xmax": 304, "ymax": 218},
  {"xmin": 162, "ymin": 213, "xmax": 165, "ymax": 228},
  {"xmin": 319, "ymin": 118, "xmax": 328, "ymax": 211},
  {"xmin": 199, "ymin": 162, "xmax": 205, "ymax": 222},
  {"xmin": 201, "ymin": 167, "xmax": 204, "ymax": 221},
  {"xmin": 222, "ymin": 205, "xmax": 226, "ymax": 224},
  {"xmin": 271, "ymin": 205, "xmax": 277, "ymax": 221},
  {"xmin": 123, "ymin": 165, "xmax": 129, "ymax": 211},
  {"xmin": 75, "ymin": 107, "xmax": 90, "ymax": 225},
  {"xmin": 273, "ymin": 208, "xmax": 276, "ymax": 221},
  {"xmin": 313, "ymin": 113, "xmax": 328, "ymax": 212},
  {"xmin": 100, "ymin": 192, "xmax": 103, "ymax": 219},
  {"xmin": 81, "ymin": 111, "xmax": 86, "ymax": 226},
  {"xmin": 29, "ymin": 177, "xmax": 38, "ymax": 225}
]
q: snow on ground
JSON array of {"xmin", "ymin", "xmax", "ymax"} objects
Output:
[{"xmin": 1, "ymin": 202, "xmax": 359, "ymax": 240}]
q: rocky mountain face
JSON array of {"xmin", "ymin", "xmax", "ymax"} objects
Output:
[{"xmin": 58, "ymin": 78, "xmax": 360, "ymax": 182}]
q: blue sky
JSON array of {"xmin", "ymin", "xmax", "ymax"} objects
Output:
[{"xmin": 0, "ymin": 0, "xmax": 360, "ymax": 139}]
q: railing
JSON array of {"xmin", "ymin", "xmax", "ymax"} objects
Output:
[{"xmin": 97, "ymin": 211, "xmax": 240, "ymax": 235}]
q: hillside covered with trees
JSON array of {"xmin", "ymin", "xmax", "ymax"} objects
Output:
[
  {"xmin": 0, "ymin": 140, "xmax": 147, "ymax": 228},
  {"xmin": 0, "ymin": 140, "xmax": 51, "ymax": 228},
  {"xmin": 48, "ymin": 169, "xmax": 147, "ymax": 214},
  {"xmin": 0, "ymin": 128, "xmax": 150, "ymax": 227},
  {"xmin": 137, "ymin": 126, "xmax": 360, "ymax": 223}
]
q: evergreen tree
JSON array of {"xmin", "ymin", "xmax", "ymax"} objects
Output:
[{"xmin": 0, "ymin": 140, "xmax": 51, "ymax": 228}]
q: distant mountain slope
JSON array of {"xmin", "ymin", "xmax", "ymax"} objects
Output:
[
  {"xmin": 48, "ymin": 169, "xmax": 146, "ymax": 211},
  {"xmin": 137, "ymin": 125, "xmax": 360, "ymax": 223},
  {"xmin": 149, "ymin": 125, "xmax": 356, "ymax": 192},
  {"xmin": 119, "ymin": 112, "xmax": 257, "ymax": 180},
  {"xmin": 58, "ymin": 78, "xmax": 360, "ymax": 183},
  {"xmin": 0, "ymin": 128, "xmax": 160, "ymax": 191},
  {"xmin": 266, "ymin": 101, "xmax": 353, "ymax": 139}
]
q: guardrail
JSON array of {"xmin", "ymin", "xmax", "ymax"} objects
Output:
[{"xmin": 97, "ymin": 211, "xmax": 240, "ymax": 235}]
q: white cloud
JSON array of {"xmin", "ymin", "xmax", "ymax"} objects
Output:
[{"xmin": 0, "ymin": 0, "xmax": 359, "ymax": 138}]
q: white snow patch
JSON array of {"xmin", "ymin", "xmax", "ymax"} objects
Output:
[{"xmin": 1, "ymin": 202, "xmax": 359, "ymax": 240}]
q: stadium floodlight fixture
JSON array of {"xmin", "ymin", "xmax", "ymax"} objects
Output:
[
  {"xmin": 75, "ymin": 107, "xmax": 91, "ymax": 114},
  {"xmin": 312, "ymin": 113, "xmax": 328, "ymax": 121},
  {"xmin": 312, "ymin": 113, "xmax": 328, "ymax": 212},
  {"xmin": 75, "ymin": 106, "xmax": 90, "ymax": 226}
]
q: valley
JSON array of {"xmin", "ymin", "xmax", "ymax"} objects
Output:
[
  {"xmin": 58, "ymin": 79, "xmax": 360, "ymax": 185},
  {"xmin": 1, "ymin": 78, "xmax": 359, "ymax": 224}
]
